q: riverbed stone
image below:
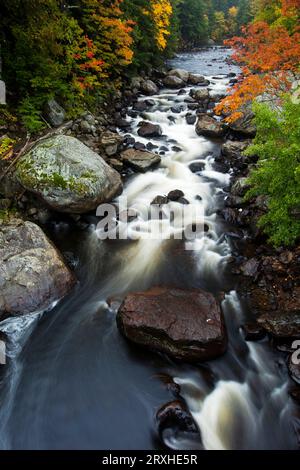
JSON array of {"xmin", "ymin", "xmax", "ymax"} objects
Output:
[
  {"xmin": 191, "ymin": 89, "xmax": 210, "ymax": 102},
  {"xmin": 167, "ymin": 69, "xmax": 190, "ymax": 82},
  {"xmin": 140, "ymin": 80, "xmax": 159, "ymax": 96},
  {"xmin": 121, "ymin": 149, "xmax": 161, "ymax": 173},
  {"xmin": 196, "ymin": 114, "xmax": 225, "ymax": 138},
  {"xmin": 16, "ymin": 135, "xmax": 122, "ymax": 214},
  {"xmin": 137, "ymin": 122, "xmax": 162, "ymax": 138},
  {"xmin": 163, "ymin": 76, "xmax": 185, "ymax": 88},
  {"xmin": 228, "ymin": 109, "xmax": 256, "ymax": 137},
  {"xmin": 117, "ymin": 286, "xmax": 227, "ymax": 362},
  {"xmin": 157, "ymin": 400, "xmax": 199, "ymax": 434},
  {"xmin": 0, "ymin": 219, "xmax": 76, "ymax": 320}
]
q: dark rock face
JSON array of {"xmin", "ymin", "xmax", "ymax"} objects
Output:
[
  {"xmin": 189, "ymin": 162, "xmax": 205, "ymax": 173},
  {"xmin": 241, "ymin": 322, "xmax": 266, "ymax": 341},
  {"xmin": 221, "ymin": 140, "xmax": 250, "ymax": 160},
  {"xmin": 258, "ymin": 311, "xmax": 300, "ymax": 338},
  {"xmin": 116, "ymin": 286, "xmax": 227, "ymax": 362},
  {"xmin": 196, "ymin": 114, "xmax": 225, "ymax": 138},
  {"xmin": 0, "ymin": 219, "xmax": 76, "ymax": 320},
  {"xmin": 186, "ymin": 114, "xmax": 197, "ymax": 125},
  {"xmin": 140, "ymin": 80, "xmax": 158, "ymax": 96},
  {"xmin": 121, "ymin": 149, "xmax": 161, "ymax": 173},
  {"xmin": 138, "ymin": 122, "xmax": 162, "ymax": 138},
  {"xmin": 157, "ymin": 400, "xmax": 199, "ymax": 435},
  {"xmin": 168, "ymin": 189, "xmax": 184, "ymax": 201},
  {"xmin": 228, "ymin": 109, "xmax": 256, "ymax": 137},
  {"xmin": 151, "ymin": 195, "xmax": 169, "ymax": 205}
]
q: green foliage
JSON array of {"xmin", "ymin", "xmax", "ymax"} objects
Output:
[
  {"xmin": 245, "ymin": 97, "xmax": 300, "ymax": 246},
  {"xmin": 178, "ymin": 0, "xmax": 208, "ymax": 46},
  {"xmin": 18, "ymin": 98, "xmax": 46, "ymax": 133}
]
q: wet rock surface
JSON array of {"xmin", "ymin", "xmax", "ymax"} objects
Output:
[
  {"xmin": 196, "ymin": 114, "xmax": 225, "ymax": 138},
  {"xmin": 157, "ymin": 400, "xmax": 200, "ymax": 435},
  {"xmin": 117, "ymin": 286, "xmax": 227, "ymax": 362},
  {"xmin": 121, "ymin": 148, "xmax": 161, "ymax": 173},
  {"xmin": 0, "ymin": 219, "xmax": 76, "ymax": 320}
]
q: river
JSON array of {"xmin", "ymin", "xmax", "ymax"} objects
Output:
[{"xmin": 0, "ymin": 47, "xmax": 298, "ymax": 450}]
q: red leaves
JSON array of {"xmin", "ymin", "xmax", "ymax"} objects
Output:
[{"xmin": 216, "ymin": 1, "xmax": 300, "ymax": 122}]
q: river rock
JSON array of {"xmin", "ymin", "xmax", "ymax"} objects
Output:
[
  {"xmin": 151, "ymin": 195, "xmax": 169, "ymax": 205},
  {"xmin": 163, "ymin": 76, "xmax": 185, "ymax": 89},
  {"xmin": 99, "ymin": 131, "xmax": 123, "ymax": 157},
  {"xmin": 121, "ymin": 149, "xmax": 161, "ymax": 173},
  {"xmin": 188, "ymin": 74, "xmax": 206, "ymax": 85},
  {"xmin": 137, "ymin": 122, "xmax": 162, "ymax": 138},
  {"xmin": 140, "ymin": 80, "xmax": 159, "ymax": 96},
  {"xmin": 44, "ymin": 99, "xmax": 65, "ymax": 127},
  {"xmin": 0, "ymin": 219, "xmax": 76, "ymax": 320},
  {"xmin": 258, "ymin": 311, "xmax": 300, "ymax": 338},
  {"xmin": 228, "ymin": 109, "xmax": 256, "ymax": 137},
  {"xmin": 168, "ymin": 189, "xmax": 184, "ymax": 201},
  {"xmin": 167, "ymin": 69, "xmax": 190, "ymax": 82},
  {"xmin": 16, "ymin": 136, "xmax": 122, "ymax": 214},
  {"xmin": 157, "ymin": 400, "xmax": 199, "ymax": 434},
  {"xmin": 116, "ymin": 286, "xmax": 227, "ymax": 362},
  {"xmin": 231, "ymin": 177, "xmax": 250, "ymax": 197},
  {"xmin": 191, "ymin": 89, "xmax": 210, "ymax": 102},
  {"xmin": 241, "ymin": 322, "xmax": 266, "ymax": 341},
  {"xmin": 186, "ymin": 114, "xmax": 197, "ymax": 125},
  {"xmin": 221, "ymin": 140, "xmax": 250, "ymax": 160},
  {"xmin": 196, "ymin": 114, "xmax": 225, "ymax": 138}
]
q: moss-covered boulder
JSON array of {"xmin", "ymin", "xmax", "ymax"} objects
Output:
[{"xmin": 16, "ymin": 135, "xmax": 122, "ymax": 214}]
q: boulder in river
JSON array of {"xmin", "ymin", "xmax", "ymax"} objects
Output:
[
  {"xmin": 0, "ymin": 219, "xmax": 76, "ymax": 321},
  {"xmin": 140, "ymin": 80, "xmax": 159, "ymax": 96},
  {"xmin": 16, "ymin": 135, "xmax": 122, "ymax": 214},
  {"xmin": 221, "ymin": 140, "xmax": 250, "ymax": 159},
  {"xmin": 228, "ymin": 109, "xmax": 256, "ymax": 137},
  {"xmin": 196, "ymin": 114, "xmax": 225, "ymax": 138},
  {"xmin": 163, "ymin": 76, "xmax": 185, "ymax": 89},
  {"xmin": 188, "ymin": 74, "xmax": 206, "ymax": 85},
  {"xmin": 157, "ymin": 400, "xmax": 199, "ymax": 435},
  {"xmin": 116, "ymin": 286, "xmax": 227, "ymax": 362},
  {"xmin": 137, "ymin": 122, "xmax": 162, "ymax": 138},
  {"xmin": 121, "ymin": 149, "xmax": 161, "ymax": 173},
  {"xmin": 191, "ymin": 89, "xmax": 210, "ymax": 102},
  {"xmin": 167, "ymin": 69, "xmax": 190, "ymax": 82}
]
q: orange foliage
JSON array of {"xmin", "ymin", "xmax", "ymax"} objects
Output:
[{"xmin": 216, "ymin": 1, "xmax": 300, "ymax": 122}]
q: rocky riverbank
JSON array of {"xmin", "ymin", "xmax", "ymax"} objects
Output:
[{"xmin": 1, "ymin": 55, "xmax": 299, "ymax": 409}]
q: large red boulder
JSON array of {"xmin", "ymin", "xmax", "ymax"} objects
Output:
[{"xmin": 117, "ymin": 287, "xmax": 227, "ymax": 362}]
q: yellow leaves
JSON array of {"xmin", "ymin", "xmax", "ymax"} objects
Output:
[
  {"xmin": 147, "ymin": 0, "xmax": 173, "ymax": 50},
  {"xmin": 0, "ymin": 137, "xmax": 16, "ymax": 160}
]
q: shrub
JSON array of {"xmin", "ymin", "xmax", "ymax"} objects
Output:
[{"xmin": 245, "ymin": 97, "xmax": 300, "ymax": 246}]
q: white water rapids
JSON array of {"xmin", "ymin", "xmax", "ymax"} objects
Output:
[{"xmin": 0, "ymin": 47, "xmax": 297, "ymax": 450}]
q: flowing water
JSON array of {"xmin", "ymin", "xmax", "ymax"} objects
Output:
[{"xmin": 0, "ymin": 47, "xmax": 298, "ymax": 450}]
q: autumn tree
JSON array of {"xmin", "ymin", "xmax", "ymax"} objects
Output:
[{"xmin": 216, "ymin": 0, "xmax": 300, "ymax": 121}]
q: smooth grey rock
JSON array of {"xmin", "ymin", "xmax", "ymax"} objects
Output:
[{"xmin": 0, "ymin": 219, "xmax": 76, "ymax": 320}]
